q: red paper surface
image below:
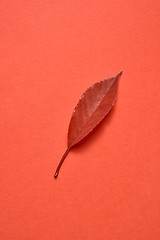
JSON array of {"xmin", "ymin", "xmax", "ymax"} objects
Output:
[{"xmin": 0, "ymin": 1, "xmax": 160, "ymax": 239}]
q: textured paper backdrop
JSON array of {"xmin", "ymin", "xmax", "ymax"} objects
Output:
[{"xmin": 0, "ymin": 0, "xmax": 160, "ymax": 239}]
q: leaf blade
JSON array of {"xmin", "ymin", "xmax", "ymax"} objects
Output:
[{"xmin": 68, "ymin": 71, "xmax": 122, "ymax": 147}]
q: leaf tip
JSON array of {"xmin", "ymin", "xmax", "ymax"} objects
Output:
[{"xmin": 118, "ymin": 71, "xmax": 123, "ymax": 76}]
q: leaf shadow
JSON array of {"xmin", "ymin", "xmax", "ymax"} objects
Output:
[{"xmin": 71, "ymin": 104, "xmax": 117, "ymax": 153}]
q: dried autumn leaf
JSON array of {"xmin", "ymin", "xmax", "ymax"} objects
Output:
[{"xmin": 54, "ymin": 71, "xmax": 122, "ymax": 178}]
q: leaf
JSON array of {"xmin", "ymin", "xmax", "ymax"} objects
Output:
[{"xmin": 54, "ymin": 71, "xmax": 122, "ymax": 178}]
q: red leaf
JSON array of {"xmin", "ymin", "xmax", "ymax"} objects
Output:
[{"xmin": 54, "ymin": 71, "xmax": 122, "ymax": 178}]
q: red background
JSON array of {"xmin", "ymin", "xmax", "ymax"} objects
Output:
[{"xmin": 0, "ymin": 0, "xmax": 160, "ymax": 239}]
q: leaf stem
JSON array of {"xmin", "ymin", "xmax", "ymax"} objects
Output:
[{"xmin": 54, "ymin": 147, "xmax": 70, "ymax": 178}]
